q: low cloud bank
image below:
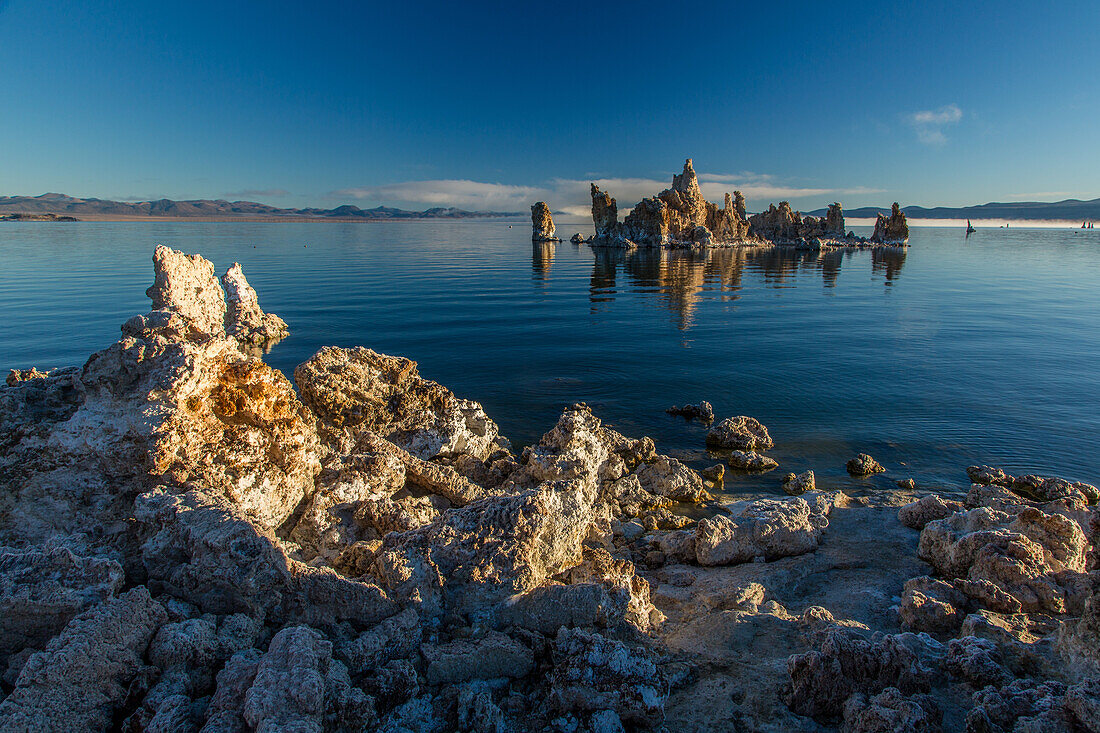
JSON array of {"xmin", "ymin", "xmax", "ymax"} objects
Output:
[{"xmin": 332, "ymin": 169, "xmax": 883, "ymax": 214}]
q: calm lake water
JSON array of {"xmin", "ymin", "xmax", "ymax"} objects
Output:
[{"xmin": 2, "ymin": 218, "xmax": 1099, "ymax": 497}]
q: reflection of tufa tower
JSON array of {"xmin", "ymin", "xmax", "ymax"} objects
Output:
[{"xmin": 531, "ymin": 242, "xmax": 555, "ymax": 281}]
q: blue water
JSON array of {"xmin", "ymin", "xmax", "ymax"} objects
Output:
[{"xmin": 2, "ymin": 219, "xmax": 1099, "ymax": 496}]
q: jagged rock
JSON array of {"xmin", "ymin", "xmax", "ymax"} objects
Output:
[
  {"xmin": 455, "ymin": 681, "xmax": 508, "ymax": 733},
  {"xmin": 0, "ymin": 545, "xmax": 124, "ymax": 662},
  {"xmin": 591, "ymin": 159, "xmax": 749, "ymax": 247},
  {"xmin": 361, "ymin": 659, "xmax": 419, "ymax": 717},
  {"xmin": 727, "ymin": 450, "xmax": 778, "ymax": 472},
  {"xmin": 146, "ymin": 244, "xmax": 227, "ymax": 339},
  {"xmin": 749, "ymin": 201, "xmax": 801, "ymax": 241},
  {"xmin": 944, "ymin": 635, "xmax": 1013, "ymax": 688},
  {"xmin": 782, "ymin": 470, "xmax": 816, "ymax": 495},
  {"xmin": 136, "ymin": 487, "xmax": 397, "ymax": 626},
  {"xmin": 1064, "ymin": 678, "xmax": 1100, "ymax": 732},
  {"xmin": 80, "ymin": 248, "xmax": 321, "ymax": 530},
  {"xmin": 421, "ymin": 630, "xmax": 534, "ymax": 685},
  {"xmin": 964, "ymin": 678, "xmax": 1074, "ymax": 732},
  {"xmin": 355, "ymin": 430, "xmax": 489, "ymax": 506},
  {"xmin": 847, "ymin": 453, "xmax": 886, "ymax": 476},
  {"xmin": 569, "ymin": 232, "xmax": 586, "ymax": 244},
  {"xmin": 0, "ymin": 586, "xmax": 168, "ymax": 731},
  {"xmin": 967, "ymin": 464, "xmax": 1099, "ymax": 505},
  {"xmin": 371, "ymin": 479, "xmax": 595, "ymax": 616},
  {"xmin": 532, "ymin": 202, "xmax": 559, "ymax": 242},
  {"xmin": 706, "ymin": 415, "xmax": 773, "ymax": 451},
  {"xmin": 549, "ymin": 627, "xmax": 667, "ymax": 727},
  {"xmin": 221, "ymin": 262, "xmax": 289, "ymax": 346},
  {"xmin": 591, "ymin": 184, "xmax": 619, "ymax": 238},
  {"xmin": 295, "ymin": 346, "xmax": 505, "ymax": 460},
  {"xmin": 825, "ymin": 202, "xmax": 845, "ymax": 235},
  {"xmin": 1058, "ymin": 574, "xmax": 1100, "ymax": 677},
  {"xmin": 786, "ymin": 630, "xmax": 935, "ymax": 720},
  {"xmin": 148, "ymin": 616, "xmax": 219, "ymax": 691},
  {"xmin": 608, "ymin": 474, "xmax": 671, "ymax": 518},
  {"xmin": 338, "ymin": 607, "xmax": 421, "ymax": 675},
  {"xmin": 841, "ymin": 687, "xmax": 941, "ymax": 733},
  {"xmin": 870, "ymin": 203, "xmax": 910, "ymax": 244},
  {"xmin": 5, "ymin": 367, "xmax": 48, "ymax": 386},
  {"xmin": 918, "ymin": 506, "xmax": 1088, "ymax": 614},
  {"xmin": 554, "ymin": 547, "xmax": 663, "ymax": 632},
  {"xmin": 694, "ymin": 496, "xmax": 831, "ymax": 565},
  {"xmin": 898, "ymin": 576, "xmax": 969, "ymax": 633},
  {"xmin": 633, "ymin": 456, "xmax": 707, "ymax": 503},
  {"xmin": 495, "ymin": 582, "xmax": 616, "ymax": 634},
  {"xmin": 290, "ymin": 451, "xmax": 406, "ymax": 559},
  {"xmin": 243, "ymin": 625, "xmax": 374, "ymax": 732},
  {"xmin": 665, "ymin": 401, "xmax": 714, "ymax": 423},
  {"xmin": 898, "ymin": 495, "xmax": 965, "ymax": 530}
]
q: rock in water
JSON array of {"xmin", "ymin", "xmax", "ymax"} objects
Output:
[
  {"xmin": 531, "ymin": 201, "xmax": 558, "ymax": 242},
  {"xmin": 665, "ymin": 401, "xmax": 714, "ymax": 423},
  {"xmin": 782, "ymin": 470, "xmax": 816, "ymax": 495},
  {"xmin": 591, "ymin": 159, "xmax": 750, "ymax": 247},
  {"xmin": 728, "ymin": 450, "xmax": 778, "ymax": 472},
  {"xmin": 706, "ymin": 415, "xmax": 773, "ymax": 450},
  {"xmin": 221, "ymin": 262, "xmax": 289, "ymax": 346},
  {"xmin": 825, "ymin": 202, "xmax": 845, "ymax": 235},
  {"xmin": 146, "ymin": 244, "xmax": 227, "ymax": 339},
  {"xmin": 871, "ymin": 202, "xmax": 910, "ymax": 243},
  {"xmin": 590, "ymin": 183, "xmax": 619, "ymax": 237},
  {"xmin": 847, "ymin": 453, "xmax": 886, "ymax": 476}
]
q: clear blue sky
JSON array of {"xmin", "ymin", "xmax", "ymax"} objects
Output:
[{"xmin": 1, "ymin": 0, "xmax": 1098, "ymax": 213}]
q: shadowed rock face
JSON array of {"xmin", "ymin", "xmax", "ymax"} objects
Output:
[
  {"xmin": 871, "ymin": 202, "xmax": 910, "ymax": 243},
  {"xmin": 531, "ymin": 201, "xmax": 558, "ymax": 242},
  {"xmin": 825, "ymin": 202, "xmax": 845, "ymax": 234}
]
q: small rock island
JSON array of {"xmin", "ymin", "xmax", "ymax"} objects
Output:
[{"xmin": 586, "ymin": 158, "xmax": 909, "ymax": 249}]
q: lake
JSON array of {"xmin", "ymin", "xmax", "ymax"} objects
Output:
[{"xmin": 2, "ymin": 218, "xmax": 1098, "ymax": 497}]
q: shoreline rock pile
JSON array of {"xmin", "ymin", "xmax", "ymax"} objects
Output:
[
  {"xmin": 0, "ymin": 247, "xmax": 1094, "ymax": 732},
  {"xmin": 587, "ymin": 159, "xmax": 910, "ymax": 250}
]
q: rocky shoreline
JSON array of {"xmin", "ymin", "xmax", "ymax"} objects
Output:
[{"xmin": 0, "ymin": 247, "xmax": 1096, "ymax": 732}]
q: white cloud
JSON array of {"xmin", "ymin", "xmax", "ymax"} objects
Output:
[
  {"xmin": 908, "ymin": 104, "xmax": 962, "ymax": 145},
  {"xmin": 332, "ymin": 168, "xmax": 883, "ymax": 213},
  {"xmin": 333, "ymin": 180, "xmax": 544, "ymax": 209}
]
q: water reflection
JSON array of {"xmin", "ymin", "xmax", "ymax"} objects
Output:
[
  {"xmin": 531, "ymin": 242, "xmax": 555, "ymax": 282},
  {"xmin": 589, "ymin": 245, "xmax": 907, "ymax": 329}
]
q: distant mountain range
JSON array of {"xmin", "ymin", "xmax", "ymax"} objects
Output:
[
  {"xmin": 0, "ymin": 193, "xmax": 520, "ymax": 220},
  {"xmin": 808, "ymin": 197, "xmax": 1100, "ymax": 221},
  {"xmin": 5, "ymin": 192, "xmax": 1100, "ymax": 223}
]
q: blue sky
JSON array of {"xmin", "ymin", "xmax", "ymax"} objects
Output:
[{"xmin": 1, "ymin": 0, "xmax": 1098, "ymax": 213}]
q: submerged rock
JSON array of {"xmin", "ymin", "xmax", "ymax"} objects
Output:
[
  {"xmin": 847, "ymin": 453, "xmax": 886, "ymax": 476},
  {"xmin": 665, "ymin": 401, "xmax": 714, "ymax": 423},
  {"xmin": 727, "ymin": 450, "xmax": 778, "ymax": 472},
  {"xmin": 531, "ymin": 201, "xmax": 559, "ymax": 242}
]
